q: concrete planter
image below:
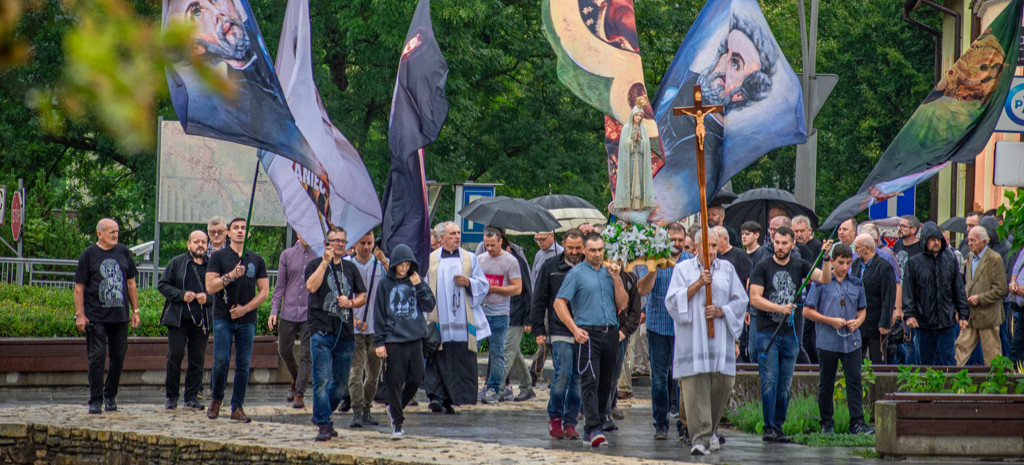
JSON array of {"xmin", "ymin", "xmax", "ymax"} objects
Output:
[{"xmin": 0, "ymin": 336, "xmax": 289, "ymax": 387}]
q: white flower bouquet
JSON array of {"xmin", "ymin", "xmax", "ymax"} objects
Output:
[{"xmin": 601, "ymin": 222, "xmax": 674, "ymax": 271}]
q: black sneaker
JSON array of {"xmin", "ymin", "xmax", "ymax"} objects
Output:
[
  {"xmin": 88, "ymin": 402, "xmax": 102, "ymax": 415},
  {"xmin": 104, "ymin": 399, "xmax": 118, "ymax": 412},
  {"xmin": 821, "ymin": 423, "xmax": 835, "ymax": 434},
  {"xmin": 428, "ymin": 400, "xmax": 443, "ymax": 413},
  {"xmin": 184, "ymin": 399, "xmax": 205, "ymax": 411},
  {"xmin": 350, "ymin": 410, "xmax": 364, "ymax": 428},
  {"xmin": 602, "ymin": 417, "xmax": 618, "ymax": 432},
  {"xmin": 849, "ymin": 422, "xmax": 875, "ymax": 435},
  {"xmin": 678, "ymin": 426, "xmax": 691, "ymax": 445},
  {"xmin": 165, "ymin": 398, "xmax": 178, "ymax": 410},
  {"xmin": 772, "ymin": 428, "xmax": 792, "ymax": 443},
  {"xmin": 315, "ymin": 425, "xmax": 332, "ymax": 442},
  {"xmin": 762, "ymin": 427, "xmax": 778, "ymax": 442},
  {"xmin": 654, "ymin": 424, "xmax": 669, "ymax": 440}
]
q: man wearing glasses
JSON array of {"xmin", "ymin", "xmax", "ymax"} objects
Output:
[
  {"xmin": 531, "ymin": 232, "xmax": 563, "ymax": 289},
  {"xmin": 206, "ymin": 216, "xmax": 229, "ymax": 252},
  {"xmin": 304, "ymin": 227, "xmax": 367, "ymax": 441},
  {"xmin": 850, "ymin": 234, "xmax": 897, "ymax": 364},
  {"xmin": 803, "ymin": 243, "xmax": 874, "ymax": 435}
]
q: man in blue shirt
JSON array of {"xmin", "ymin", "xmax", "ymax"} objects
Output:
[
  {"xmin": 554, "ymin": 232, "xmax": 628, "ymax": 448},
  {"xmin": 637, "ymin": 222, "xmax": 693, "ymax": 441},
  {"xmin": 803, "ymin": 243, "xmax": 873, "ymax": 435}
]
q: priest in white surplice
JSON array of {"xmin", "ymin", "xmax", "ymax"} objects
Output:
[
  {"xmin": 665, "ymin": 229, "xmax": 748, "ymax": 455},
  {"xmin": 423, "ymin": 222, "xmax": 491, "ymax": 412}
]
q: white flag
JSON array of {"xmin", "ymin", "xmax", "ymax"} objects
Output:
[{"xmin": 260, "ymin": 0, "xmax": 382, "ymax": 253}]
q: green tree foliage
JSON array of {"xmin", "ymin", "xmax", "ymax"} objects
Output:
[{"xmin": 1, "ymin": 0, "xmax": 940, "ymax": 261}]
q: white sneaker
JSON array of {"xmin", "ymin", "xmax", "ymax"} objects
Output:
[
  {"xmin": 690, "ymin": 443, "xmax": 710, "ymax": 456},
  {"xmin": 710, "ymin": 433, "xmax": 721, "ymax": 451},
  {"xmin": 391, "ymin": 424, "xmax": 404, "ymax": 440}
]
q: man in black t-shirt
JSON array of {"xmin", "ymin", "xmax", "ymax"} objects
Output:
[
  {"xmin": 749, "ymin": 226, "xmax": 832, "ymax": 443},
  {"xmin": 74, "ymin": 218, "xmax": 140, "ymax": 414},
  {"xmin": 304, "ymin": 226, "xmax": 367, "ymax": 442},
  {"xmin": 204, "ymin": 218, "xmax": 269, "ymax": 423}
]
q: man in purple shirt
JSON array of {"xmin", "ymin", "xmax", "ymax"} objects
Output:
[{"xmin": 270, "ymin": 235, "xmax": 318, "ymax": 409}]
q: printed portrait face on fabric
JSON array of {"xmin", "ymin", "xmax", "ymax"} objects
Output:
[
  {"xmin": 389, "ymin": 284, "xmax": 418, "ymax": 319},
  {"xmin": 162, "ymin": 0, "xmax": 322, "ymax": 178},
  {"xmin": 651, "ymin": 0, "xmax": 805, "ymax": 223}
]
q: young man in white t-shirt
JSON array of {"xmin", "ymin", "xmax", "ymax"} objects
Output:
[{"xmin": 476, "ymin": 227, "xmax": 522, "ymax": 404}]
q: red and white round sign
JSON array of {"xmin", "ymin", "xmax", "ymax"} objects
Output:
[{"xmin": 11, "ymin": 190, "xmax": 22, "ymax": 242}]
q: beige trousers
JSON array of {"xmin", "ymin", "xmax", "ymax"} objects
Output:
[
  {"xmin": 954, "ymin": 322, "xmax": 1001, "ymax": 366},
  {"xmin": 678, "ymin": 372, "xmax": 735, "ymax": 448}
]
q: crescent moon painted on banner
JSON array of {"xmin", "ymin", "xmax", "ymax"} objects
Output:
[{"xmin": 550, "ymin": 2, "xmax": 659, "ymax": 138}]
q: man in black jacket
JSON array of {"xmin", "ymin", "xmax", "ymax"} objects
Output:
[
  {"xmin": 159, "ymin": 230, "xmax": 212, "ymax": 411},
  {"xmin": 903, "ymin": 222, "xmax": 969, "ymax": 366},
  {"xmin": 530, "ymin": 228, "xmax": 584, "ymax": 440},
  {"xmin": 851, "ymin": 234, "xmax": 896, "ymax": 364}
]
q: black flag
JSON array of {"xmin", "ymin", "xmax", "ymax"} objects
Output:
[{"xmin": 381, "ymin": 0, "xmax": 449, "ymax": 273}]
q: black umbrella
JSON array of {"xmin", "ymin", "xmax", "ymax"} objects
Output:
[
  {"xmin": 724, "ymin": 188, "xmax": 818, "ymax": 233},
  {"xmin": 458, "ymin": 196, "xmax": 561, "ymax": 233},
  {"xmin": 939, "ymin": 216, "xmax": 967, "ymax": 234},
  {"xmin": 710, "ymin": 186, "xmax": 738, "ymax": 207}
]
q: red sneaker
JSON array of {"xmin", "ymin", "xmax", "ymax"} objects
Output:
[
  {"xmin": 563, "ymin": 424, "xmax": 579, "ymax": 440},
  {"xmin": 548, "ymin": 418, "xmax": 564, "ymax": 439}
]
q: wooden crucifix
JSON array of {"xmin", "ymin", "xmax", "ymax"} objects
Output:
[{"xmin": 673, "ymin": 85, "xmax": 723, "ymax": 338}]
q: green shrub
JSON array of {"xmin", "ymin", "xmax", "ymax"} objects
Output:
[
  {"xmin": 896, "ymin": 356, "xmax": 1022, "ymax": 394},
  {"xmin": 0, "ymin": 283, "xmax": 541, "ymax": 355}
]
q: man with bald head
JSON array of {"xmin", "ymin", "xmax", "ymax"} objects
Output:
[
  {"xmin": 954, "ymin": 226, "xmax": 1008, "ymax": 366},
  {"xmin": 851, "ymin": 234, "xmax": 896, "ymax": 364},
  {"xmin": 74, "ymin": 218, "xmax": 140, "ymax": 414},
  {"xmin": 159, "ymin": 230, "xmax": 213, "ymax": 410}
]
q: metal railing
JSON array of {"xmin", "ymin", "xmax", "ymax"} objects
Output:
[{"xmin": 0, "ymin": 257, "xmax": 278, "ymax": 290}]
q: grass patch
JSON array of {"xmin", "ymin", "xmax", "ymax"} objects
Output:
[{"xmin": 726, "ymin": 394, "xmax": 875, "ymax": 447}]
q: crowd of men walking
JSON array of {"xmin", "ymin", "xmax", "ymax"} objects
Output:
[{"xmin": 72, "ymin": 205, "xmax": 1024, "ymax": 455}]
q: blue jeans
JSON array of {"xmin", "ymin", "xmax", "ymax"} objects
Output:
[
  {"xmin": 480, "ymin": 314, "xmax": 509, "ymax": 391},
  {"xmin": 648, "ymin": 331, "xmax": 674, "ymax": 429},
  {"xmin": 1009, "ymin": 306, "xmax": 1024, "ymax": 363},
  {"xmin": 547, "ymin": 341, "xmax": 581, "ymax": 425},
  {"xmin": 756, "ymin": 331, "xmax": 799, "ymax": 432},
  {"xmin": 1000, "ymin": 302, "xmax": 1013, "ymax": 356},
  {"xmin": 915, "ymin": 326, "xmax": 956, "ymax": 366},
  {"xmin": 211, "ymin": 319, "xmax": 255, "ymax": 411},
  {"xmin": 310, "ymin": 332, "xmax": 355, "ymax": 426},
  {"xmin": 901, "ymin": 328, "xmax": 919, "ymax": 365}
]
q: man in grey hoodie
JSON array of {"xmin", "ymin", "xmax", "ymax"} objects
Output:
[{"xmin": 374, "ymin": 244, "xmax": 436, "ymax": 440}]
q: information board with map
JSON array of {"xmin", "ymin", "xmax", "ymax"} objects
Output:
[{"xmin": 158, "ymin": 120, "xmax": 286, "ymax": 226}]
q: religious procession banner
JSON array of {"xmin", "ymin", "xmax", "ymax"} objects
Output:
[
  {"xmin": 541, "ymin": 0, "xmax": 664, "ymax": 222},
  {"xmin": 652, "ymin": 0, "xmax": 805, "ymax": 223},
  {"xmin": 258, "ymin": 0, "xmax": 382, "ymax": 255},
  {"xmin": 381, "ymin": 0, "xmax": 450, "ymax": 273},
  {"xmin": 821, "ymin": 0, "xmax": 1023, "ymax": 229},
  {"xmin": 162, "ymin": 0, "xmax": 325, "ymax": 179}
]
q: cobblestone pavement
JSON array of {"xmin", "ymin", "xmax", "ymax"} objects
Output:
[{"xmin": 0, "ymin": 383, "xmax": 891, "ymax": 465}]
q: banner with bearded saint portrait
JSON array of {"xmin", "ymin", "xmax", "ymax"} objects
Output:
[
  {"xmin": 541, "ymin": 0, "xmax": 664, "ymax": 223},
  {"xmin": 162, "ymin": 0, "xmax": 326, "ymax": 180},
  {"xmin": 258, "ymin": 0, "xmax": 382, "ymax": 255},
  {"xmin": 652, "ymin": 0, "xmax": 805, "ymax": 223},
  {"xmin": 821, "ymin": 0, "xmax": 1023, "ymax": 230}
]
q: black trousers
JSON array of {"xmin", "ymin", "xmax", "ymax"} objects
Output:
[
  {"xmin": 817, "ymin": 348, "xmax": 864, "ymax": 426},
  {"xmin": 862, "ymin": 334, "xmax": 883, "ymax": 364},
  {"xmin": 165, "ymin": 316, "xmax": 209, "ymax": 402},
  {"xmin": 384, "ymin": 341, "xmax": 424, "ymax": 427},
  {"xmin": 577, "ymin": 325, "xmax": 618, "ymax": 436},
  {"xmin": 85, "ymin": 321, "xmax": 129, "ymax": 405}
]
